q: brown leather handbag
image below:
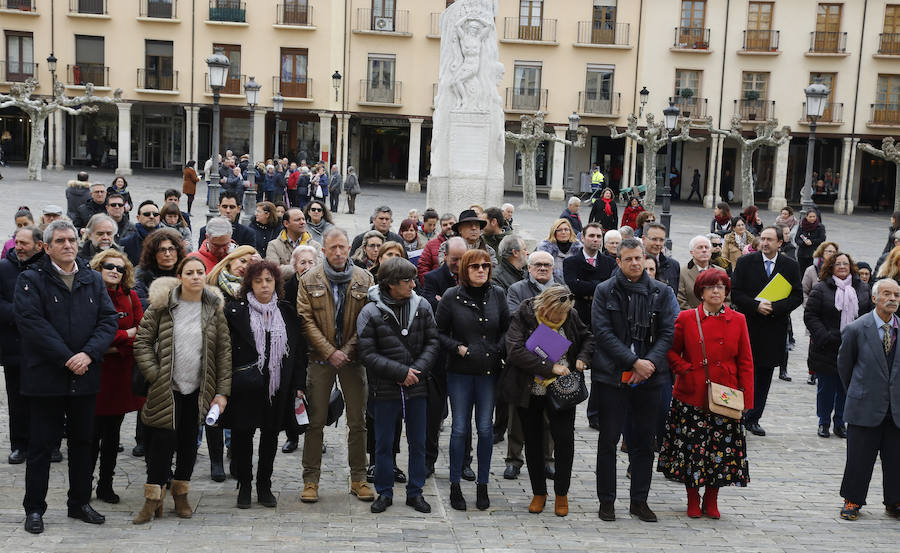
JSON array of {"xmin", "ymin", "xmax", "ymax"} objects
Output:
[{"xmin": 695, "ymin": 309, "xmax": 744, "ymax": 419}]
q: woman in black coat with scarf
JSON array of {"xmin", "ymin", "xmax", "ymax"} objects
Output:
[
  {"xmin": 588, "ymin": 187, "xmax": 618, "ymax": 232},
  {"xmin": 795, "ymin": 210, "xmax": 826, "ymax": 274},
  {"xmin": 223, "ymin": 259, "xmax": 306, "ymax": 509},
  {"xmin": 803, "ymin": 252, "xmax": 872, "ymax": 439}
]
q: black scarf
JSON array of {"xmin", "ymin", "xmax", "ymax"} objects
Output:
[
  {"xmin": 381, "ymin": 290, "xmax": 411, "ymax": 329},
  {"xmin": 614, "ymin": 269, "xmax": 652, "ymax": 348},
  {"xmin": 324, "ymin": 261, "xmax": 354, "ymax": 346}
]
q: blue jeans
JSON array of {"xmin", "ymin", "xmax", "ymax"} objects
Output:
[
  {"xmin": 447, "ymin": 372, "xmax": 494, "ymax": 484},
  {"xmin": 372, "ymin": 397, "xmax": 426, "ymax": 499},
  {"xmin": 816, "ymin": 371, "xmax": 846, "ymax": 428}
]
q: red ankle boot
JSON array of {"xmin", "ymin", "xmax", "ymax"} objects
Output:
[
  {"xmin": 686, "ymin": 487, "xmax": 702, "ymax": 518},
  {"xmin": 702, "ymin": 487, "xmax": 720, "ymax": 519}
]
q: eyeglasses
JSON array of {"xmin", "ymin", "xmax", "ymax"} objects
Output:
[
  {"xmin": 468, "ymin": 262, "xmax": 492, "ymax": 271},
  {"xmin": 366, "ymin": 243, "xmax": 382, "ymax": 249},
  {"xmin": 711, "ymin": 243, "xmax": 723, "ymax": 247},
  {"xmin": 158, "ymin": 246, "xmax": 178, "ymax": 254},
  {"xmin": 703, "ymin": 285, "xmax": 727, "ymax": 292},
  {"xmin": 308, "ymin": 207, "xmax": 323, "ymax": 213},
  {"xmin": 141, "ymin": 211, "xmax": 160, "ymax": 217},
  {"xmin": 531, "ymin": 262, "xmax": 553, "ymax": 269},
  {"xmin": 557, "ymin": 294, "xmax": 577, "ymax": 303},
  {"xmin": 108, "ymin": 203, "xmax": 124, "ymax": 208},
  {"xmin": 399, "ymin": 278, "xmax": 415, "ymax": 284},
  {"xmin": 833, "ymin": 262, "xmax": 851, "ymax": 267},
  {"xmin": 101, "ymin": 262, "xmax": 126, "ymax": 274}
]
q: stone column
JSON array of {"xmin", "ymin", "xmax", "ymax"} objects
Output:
[
  {"xmin": 621, "ymin": 136, "xmax": 632, "ymax": 192},
  {"xmin": 252, "ymin": 106, "xmax": 265, "ymax": 164},
  {"xmin": 704, "ymin": 135, "xmax": 720, "ymax": 208},
  {"xmin": 843, "ymin": 138, "xmax": 860, "ymax": 215},
  {"xmin": 628, "ymin": 136, "xmax": 638, "ymax": 189},
  {"xmin": 318, "ymin": 111, "xmax": 333, "ymax": 164},
  {"xmin": 767, "ymin": 136, "xmax": 792, "ymax": 211},
  {"xmin": 338, "ymin": 114, "xmax": 351, "ymax": 172},
  {"xmin": 834, "ymin": 137, "xmax": 853, "ymax": 214},
  {"xmin": 711, "ymin": 135, "xmax": 724, "ymax": 206},
  {"xmin": 548, "ymin": 126, "xmax": 567, "ymax": 201},
  {"xmin": 183, "ymin": 106, "xmax": 199, "ymax": 163},
  {"xmin": 405, "ymin": 117, "xmax": 425, "ymax": 193},
  {"xmin": 115, "ymin": 103, "xmax": 132, "ymax": 176},
  {"xmin": 52, "ymin": 110, "xmax": 66, "ymax": 171}
]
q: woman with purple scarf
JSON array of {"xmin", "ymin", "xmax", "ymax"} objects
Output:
[{"xmin": 222, "ymin": 259, "xmax": 307, "ymax": 509}]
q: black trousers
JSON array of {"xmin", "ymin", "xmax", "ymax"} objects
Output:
[
  {"xmin": 840, "ymin": 415, "xmax": 900, "ymax": 507},
  {"xmin": 493, "ymin": 397, "xmax": 509, "ymax": 437},
  {"xmin": 3, "ymin": 365, "xmax": 29, "ymax": 451},
  {"xmin": 424, "ymin": 373, "xmax": 472, "ymax": 469},
  {"xmin": 519, "ymin": 396, "xmax": 575, "ymax": 496},
  {"xmin": 595, "ymin": 382, "xmax": 660, "ymax": 503},
  {"xmin": 744, "ymin": 364, "xmax": 775, "ymax": 425},
  {"xmin": 144, "ymin": 391, "xmax": 199, "ymax": 486},
  {"xmin": 135, "ymin": 415, "xmax": 144, "ymax": 445},
  {"xmin": 230, "ymin": 426, "xmax": 278, "ymax": 486},
  {"xmin": 23, "ymin": 394, "xmax": 96, "ymax": 514},
  {"xmin": 91, "ymin": 414, "xmax": 125, "ymax": 485}
]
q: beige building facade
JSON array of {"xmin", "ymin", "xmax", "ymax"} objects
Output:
[{"xmin": 0, "ymin": 0, "xmax": 898, "ymax": 213}]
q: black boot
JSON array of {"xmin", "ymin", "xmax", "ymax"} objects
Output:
[
  {"xmin": 476, "ymin": 483, "xmax": 490, "ymax": 511},
  {"xmin": 257, "ymin": 481, "xmax": 277, "ymax": 508},
  {"xmin": 449, "ymin": 483, "xmax": 466, "ymax": 511},
  {"xmin": 207, "ymin": 426, "xmax": 226, "ymax": 482},
  {"xmin": 96, "ymin": 480, "xmax": 120, "ymax": 504},
  {"xmin": 236, "ymin": 481, "xmax": 251, "ymax": 509},
  {"xmin": 778, "ymin": 367, "xmax": 792, "ymax": 382}
]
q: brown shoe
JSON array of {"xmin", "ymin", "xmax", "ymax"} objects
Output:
[
  {"xmin": 300, "ymin": 482, "xmax": 319, "ymax": 503},
  {"xmin": 528, "ymin": 494, "xmax": 547, "ymax": 514},
  {"xmin": 133, "ymin": 484, "xmax": 161, "ymax": 525},
  {"xmin": 555, "ymin": 495, "xmax": 569, "ymax": 517},
  {"xmin": 350, "ymin": 480, "xmax": 375, "ymax": 501},
  {"xmin": 170, "ymin": 480, "xmax": 192, "ymax": 518},
  {"xmin": 156, "ymin": 486, "xmax": 167, "ymax": 518}
]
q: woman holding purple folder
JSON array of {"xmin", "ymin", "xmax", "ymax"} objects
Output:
[{"xmin": 501, "ymin": 285, "xmax": 593, "ymax": 517}]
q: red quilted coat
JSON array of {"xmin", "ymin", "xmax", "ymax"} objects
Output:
[{"xmin": 95, "ymin": 286, "xmax": 146, "ymax": 416}]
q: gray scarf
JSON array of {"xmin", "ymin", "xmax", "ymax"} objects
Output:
[
  {"xmin": 614, "ymin": 269, "xmax": 652, "ymax": 348},
  {"xmin": 324, "ymin": 261, "xmax": 354, "ymax": 346},
  {"xmin": 381, "ymin": 290, "xmax": 411, "ymax": 329},
  {"xmin": 529, "ymin": 274, "xmax": 550, "ymax": 293}
]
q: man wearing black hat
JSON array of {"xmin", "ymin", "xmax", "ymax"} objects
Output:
[{"xmin": 437, "ymin": 209, "xmax": 497, "ymax": 265}]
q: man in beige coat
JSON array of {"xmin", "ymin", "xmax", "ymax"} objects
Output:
[{"xmin": 677, "ymin": 235, "xmax": 714, "ymax": 310}]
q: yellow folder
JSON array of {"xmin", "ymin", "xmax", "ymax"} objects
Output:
[{"xmin": 755, "ymin": 273, "xmax": 792, "ymax": 302}]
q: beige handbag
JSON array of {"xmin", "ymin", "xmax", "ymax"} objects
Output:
[{"xmin": 695, "ymin": 309, "xmax": 744, "ymax": 420}]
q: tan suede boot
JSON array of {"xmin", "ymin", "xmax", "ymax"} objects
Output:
[
  {"xmin": 155, "ymin": 486, "xmax": 167, "ymax": 518},
  {"xmin": 133, "ymin": 484, "xmax": 162, "ymax": 525},
  {"xmin": 170, "ymin": 480, "xmax": 192, "ymax": 518}
]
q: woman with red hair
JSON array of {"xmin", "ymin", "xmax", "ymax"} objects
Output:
[{"xmin": 658, "ymin": 269, "xmax": 754, "ymax": 520}]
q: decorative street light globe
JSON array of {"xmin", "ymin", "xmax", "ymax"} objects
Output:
[
  {"xmin": 332, "ymin": 70, "xmax": 342, "ymax": 101},
  {"xmin": 804, "ymin": 79, "xmax": 830, "ymax": 121},
  {"xmin": 663, "ymin": 100, "xmax": 680, "ymax": 131},
  {"xmin": 272, "ymin": 93, "xmax": 285, "ymax": 114},
  {"xmin": 639, "ymin": 86, "xmax": 649, "ymax": 108},
  {"xmin": 205, "ymin": 48, "xmax": 230, "ymax": 91},
  {"xmin": 244, "ymin": 76, "xmax": 261, "ymax": 107},
  {"xmin": 568, "ymin": 111, "xmax": 580, "ymax": 132},
  {"xmin": 46, "ymin": 53, "xmax": 57, "ymax": 73}
]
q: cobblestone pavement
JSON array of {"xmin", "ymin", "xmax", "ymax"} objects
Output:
[{"xmin": 0, "ymin": 166, "xmax": 896, "ymax": 552}]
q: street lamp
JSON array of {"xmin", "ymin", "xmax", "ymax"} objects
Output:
[
  {"xmin": 801, "ymin": 76, "xmax": 830, "ymax": 216},
  {"xmin": 241, "ymin": 76, "xmax": 262, "ymax": 225},
  {"xmin": 46, "ymin": 53, "xmax": 58, "ymax": 170},
  {"xmin": 565, "ymin": 111, "xmax": 580, "ymax": 194},
  {"xmin": 272, "ymin": 93, "xmax": 284, "ymax": 159},
  {"xmin": 639, "ymin": 86, "xmax": 649, "ymax": 117},
  {"xmin": 205, "ymin": 47, "xmax": 230, "ymax": 221},
  {"xmin": 332, "ymin": 70, "xmax": 342, "ymax": 102},
  {"xmin": 661, "ymin": 100, "xmax": 680, "ymax": 252}
]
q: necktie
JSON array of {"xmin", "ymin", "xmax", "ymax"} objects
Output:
[
  {"xmin": 884, "ymin": 323, "xmax": 893, "ymax": 356},
  {"xmin": 765, "ymin": 259, "xmax": 773, "ymax": 277},
  {"xmin": 588, "ymin": 257, "xmax": 596, "ymax": 266}
]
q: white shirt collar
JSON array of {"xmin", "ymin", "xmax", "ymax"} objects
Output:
[
  {"xmin": 51, "ymin": 260, "xmax": 78, "ymax": 276},
  {"xmin": 874, "ymin": 310, "xmax": 897, "ymax": 328},
  {"xmin": 762, "ymin": 251, "xmax": 778, "ymax": 264},
  {"xmin": 582, "ymin": 249, "xmax": 597, "ymax": 261}
]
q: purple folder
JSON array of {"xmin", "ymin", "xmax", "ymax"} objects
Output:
[{"xmin": 525, "ymin": 323, "xmax": 572, "ymax": 363}]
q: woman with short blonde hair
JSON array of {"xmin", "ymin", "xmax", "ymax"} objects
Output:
[
  {"xmin": 537, "ymin": 219, "xmax": 582, "ymax": 284},
  {"xmin": 207, "ymin": 245, "xmax": 258, "ymax": 300}
]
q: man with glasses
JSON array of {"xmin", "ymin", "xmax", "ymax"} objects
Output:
[
  {"xmin": 105, "ymin": 193, "xmax": 135, "ymax": 243},
  {"xmin": 73, "ymin": 183, "xmax": 109, "ymax": 232},
  {"xmin": 507, "ymin": 251, "xmax": 555, "ymax": 314},
  {"xmin": 198, "ymin": 191, "xmax": 255, "ymax": 248},
  {"xmin": 266, "ymin": 208, "xmax": 321, "ymax": 278},
  {"xmin": 677, "ymin": 236, "xmax": 714, "ymax": 310},
  {"xmin": 642, "ymin": 222, "xmax": 680, "ymax": 294},
  {"xmin": 120, "ymin": 201, "xmax": 162, "ymax": 265},
  {"xmin": 707, "ymin": 233, "xmax": 730, "ymax": 271},
  {"xmin": 351, "ymin": 206, "xmax": 404, "ymax": 256},
  {"xmin": 191, "ymin": 217, "xmax": 235, "ymax": 272}
]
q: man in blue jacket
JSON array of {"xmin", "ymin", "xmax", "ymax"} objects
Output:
[
  {"xmin": 15, "ymin": 220, "xmax": 118, "ymax": 534},
  {"xmin": 591, "ymin": 237, "xmax": 674, "ymax": 524},
  {"xmin": 120, "ymin": 200, "xmax": 161, "ymax": 265}
]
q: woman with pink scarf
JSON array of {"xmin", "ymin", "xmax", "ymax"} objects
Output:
[
  {"xmin": 803, "ymin": 252, "xmax": 873, "ymax": 440},
  {"xmin": 222, "ymin": 259, "xmax": 307, "ymax": 509}
]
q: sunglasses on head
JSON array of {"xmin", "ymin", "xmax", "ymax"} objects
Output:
[
  {"xmin": 468, "ymin": 262, "xmax": 492, "ymax": 271},
  {"xmin": 101, "ymin": 262, "xmax": 126, "ymax": 274}
]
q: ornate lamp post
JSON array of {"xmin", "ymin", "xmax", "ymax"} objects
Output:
[
  {"xmin": 639, "ymin": 86, "xmax": 649, "ymax": 118},
  {"xmin": 241, "ymin": 76, "xmax": 262, "ymax": 225},
  {"xmin": 332, "ymin": 70, "xmax": 342, "ymax": 102},
  {"xmin": 46, "ymin": 53, "xmax": 57, "ymax": 169},
  {"xmin": 661, "ymin": 101, "xmax": 680, "ymax": 252},
  {"xmin": 565, "ymin": 111, "xmax": 580, "ymax": 194},
  {"xmin": 801, "ymin": 77, "xmax": 830, "ymax": 217},
  {"xmin": 272, "ymin": 92, "xmax": 284, "ymax": 159},
  {"xmin": 205, "ymin": 48, "xmax": 230, "ymax": 221}
]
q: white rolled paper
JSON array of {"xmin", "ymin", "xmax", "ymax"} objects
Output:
[{"xmin": 205, "ymin": 404, "xmax": 221, "ymax": 426}]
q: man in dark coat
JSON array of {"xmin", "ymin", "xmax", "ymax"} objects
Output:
[
  {"xmin": 120, "ymin": 200, "xmax": 161, "ymax": 265},
  {"xmin": 642, "ymin": 222, "xmax": 679, "ymax": 294},
  {"xmin": 591, "ymin": 238, "xmax": 674, "ymax": 523},
  {"xmin": 357, "ymin": 258, "xmax": 440, "ymax": 514},
  {"xmin": 491, "ymin": 234, "xmax": 527, "ymax": 292},
  {"xmin": 105, "ymin": 193, "xmax": 136, "ymax": 242},
  {"xmin": 15, "ymin": 220, "xmax": 118, "ymax": 534},
  {"xmin": 197, "ymin": 190, "xmax": 256, "ymax": 248},
  {"xmin": 422, "ymin": 237, "xmax": 466, "ymax": 311},
  {"xmin": 72, "ymin": 183, "xmax": 107, "ymax": 231},
  {"xmin": 351, "ymin": 206, "xmax": 404, "ymax": 256},
  {"xmin": 0, "ymin": 227, "xmax": 44, "ymax": 465},
  {"xmin": 731, "ymin": 226, "xmax": 803, "ymax": 437},
  {"xmin": 835, "ymin": 278, "xmax": 900, "ymax": 521}
]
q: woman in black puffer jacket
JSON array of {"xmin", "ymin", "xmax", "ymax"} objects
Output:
[
  {"xmin": 435, "ymin": 249, "xmax": 510, "ymax": 512},
  {"xmin": 803, "ymin": 252, "xmax": 873, "ymax": 440},
  {"xmin": 357, "ymin": 257, "xmax": 440, "ymax": 513}
]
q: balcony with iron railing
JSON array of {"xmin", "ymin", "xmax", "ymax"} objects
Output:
[
  {"xmin": 740, "ymin": 30, "xmax": 779, "ymax": 53},
  {"xmin": 799, "ymin": 102, "xmax": 844, "ymax": 126},
  {"xmin": 208, "ymin": 0, "xmax": 246, "ymax": 23},
  {"xmin": 0, "ymin": 60, "xmax": 38, "ymax": 83},
  {"xmin": 359, "ymin": 79, "xmax": 401, "ymax": 106},
  {"xmin": 735, "ymin": 99, "xmax": 774, "ymax": 121},
  {"xmin": 870, "ymin": 103, "xmax": 900, "ymax": 126},
  {"xmin": 575, "ymin": 21, "xmax": 630, "ymax": 47},
  {"xmin": 136, "ymin": 68, "xmax": 178, "ymax": 92},
  {"xmin": 204, "ymin": 72, "xmax": 245, "ymax": 96},
  {"xmin": 353, "ymin": 8, "xmax": 410, "ymax": 35},
  {"xmin": 67, "ymin": 64, "xmax": 109, "ymax": 87},
  {"xmin": 427, "ymin": 12, "xmax": 441, "ymax": 38},
  {"xmin": 272, "ymin": 76, "xmax": 313, "ymax": 100},
  {"xmin": 877, "ymin": 33, "xmax": 900, "ymax": 56},
  {"xmin": 808, "ymin": 31, "xmax": 847, "ymax": 54},
  {"xmin": 578, "ymin": 92, "xmax": 621, "ymax": 117},
  {"xmin": 2, "ymin": 0, "xmax": 36, "ymax": 12},
  {"xmin": 669, "ymin": 95, "xmax": 709, "ymax": 119},
  {"xmin": 502, "ymin": 17, "xmax": 558, "ymax": 43},
  {"xmin": 672, "ymin": 27, "xmax": 710, "ymax": 51},
  {"xmin": 139, "ymin": 0, "xmax": 177, "ymax": 19},
  {"xmin": 69, "ymin": 0, "xmax": 106, "ymax": 15},
  {"xmin": 276, "ymin": 2, "xmax": 313, "ymax": 26},
  {"xmin": 505, "ymin": 87, "xmax": 548, "ymax": 112}
]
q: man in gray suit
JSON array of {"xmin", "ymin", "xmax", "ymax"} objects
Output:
[
  {"xmin": 836, "ymin": 278, "xmax": 900, "ymax": 521},
  {"xmin": 507, "ymin": 251, "xmax": 554, "ymax": 314}
]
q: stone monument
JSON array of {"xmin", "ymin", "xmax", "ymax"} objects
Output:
[{"xmin": 427, "ymin": 0, "xmax": 505, "ymax": 215}]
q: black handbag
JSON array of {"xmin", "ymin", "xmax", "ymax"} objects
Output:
[
  {"xmin": 326, "ymin": 386, "xmax": 345, "ymax": 426},
  {"xmin": 546, "ymin": 371, "xmax": 588, "ymax": 411}
]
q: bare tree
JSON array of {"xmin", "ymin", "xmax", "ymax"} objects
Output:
[
  {"xmin": 608, "ymin": 113, "xmax": 708, "ymax": 212},
  {"xmin": 858, "ymin": 137, "xmax": 900, "ymax": 212},
  {"xmin": 712, "ymin": 114, "xmax": 791, "ymax": 208},
  {"xmin": 0, "ymin": 79, "xmax": 123, "ymax": 181}
]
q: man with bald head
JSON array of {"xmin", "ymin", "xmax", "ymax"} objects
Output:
[{"xmin": 422, "ymin": 236, "xmax": 467, "ymax": 311}]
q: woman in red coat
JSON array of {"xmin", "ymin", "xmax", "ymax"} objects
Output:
[
  {"xmin": 657, "ymin": 269, "xmax": 754, "ymax": 520},
  {"xmin": 89, "ymin": 249, "xmax": 145, "ymax": 503},
  {"xmin": 620, "ymin": 197, "xmax": 645, "ymax": 230}
]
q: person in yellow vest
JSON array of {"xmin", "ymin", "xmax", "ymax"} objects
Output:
[{"xmin": 591, "ymin": 166, "xmax": 605, "ymax": 192}]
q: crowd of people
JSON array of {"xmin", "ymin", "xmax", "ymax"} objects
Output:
[{"xmin": 1, "ymin": 162, "xmax": 899, "ymax": 535}]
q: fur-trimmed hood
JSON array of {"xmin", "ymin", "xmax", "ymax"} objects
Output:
[
  {"xmin": 147, "ymin": 276, "xmax": 225, "ymax": 310},
  {"xmin": 67, "ymin": 179, "xmax": 91, "ymax": 189}
]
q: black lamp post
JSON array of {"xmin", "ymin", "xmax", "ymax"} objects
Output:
[
  {"xmin": 240, "ymin": 76, "xmax": 262, "ymax": 225},
  {"xmin": 801, "ymin": 77, "xmax": 830, "ymax": 218},
  {"xmin": 565, "ymin": 111, "xmax": 580, "ymax": 193},
  {"xmin": 661, "ymin": 100, "xmax": 680, "ymax": 252},
  {"xmin": 639, "ymin": 86, "xmax": 649, "ymax": 118},
  {"xmin": 46, "ymin": 53, "xmax": 57, "ymax": 169},
  {"xmin": 205, "ymin": 47, "xmax": 230, "ymax": 221},
  {"xmin": 272, "ymin": 92, "xmax": 284, "ymax": 159},
  {"xmin": 332, "ymin": 70, "xmax": 342, "ymax": 102}
]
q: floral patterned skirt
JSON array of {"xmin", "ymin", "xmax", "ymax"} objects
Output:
[{"xmin": 656, "ymin": 399, "xmax": 750, "ymax": 488}]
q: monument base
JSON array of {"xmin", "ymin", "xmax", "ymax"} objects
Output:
[
  {"xmin": 703, "ymin": 194, "xmax": 718, "ymax": 209},
  {"xmin": 767, "ymin": 196, "xmax": 787, "ymax": 211},
  {"xmin": 548, "ymin": 187, "xmax": 565, "ymax": 201},
  {"xmin": 405, "ymin": 181, "xmax": 421, "ymax": 193}
]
